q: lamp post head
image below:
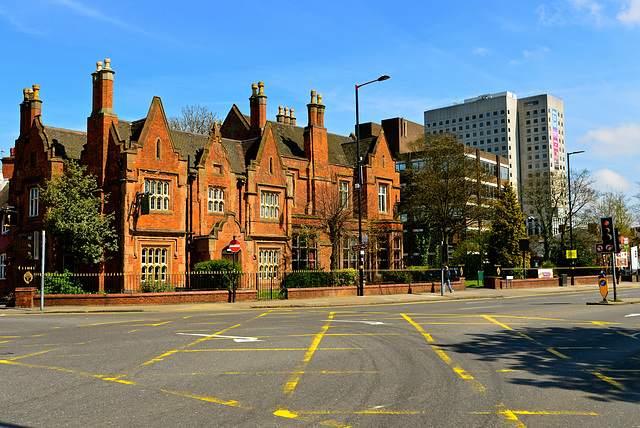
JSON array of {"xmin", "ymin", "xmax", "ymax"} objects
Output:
[
  {"xmin": 378, "ymin": 75, "xmax": 390, "ymax": 81},
  {"xmin": 568, "ymin": 150, "xmax": 585, "ymax": 156}
]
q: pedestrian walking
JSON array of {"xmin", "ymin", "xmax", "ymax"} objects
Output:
[{"xmin": 443, "ymin": 265, "xmax": 454, "ymax": 293}]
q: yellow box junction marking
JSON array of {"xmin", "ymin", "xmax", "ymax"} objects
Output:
[{"xmin": 402, "ymin": 313, "xmax": 485, "ymax": 393}]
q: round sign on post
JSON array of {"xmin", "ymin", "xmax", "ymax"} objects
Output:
[{"xmin": 229, "ymin": 239, "xmax": 241, "ymax": 253}]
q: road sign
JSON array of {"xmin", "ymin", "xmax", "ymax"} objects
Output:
[
  {"xmin": 595, "ymin": 243, "xmax": 604, "ymax": 253},
  {"xmin": 566, "ymin": 249, "xmax": 577, "ymax": 259},
  {"xmin": 229, "ymin": 239, "xmax": 241, "ymax": 253},
  {"xmin": 351, "ymin": 243, "xmax": 368, "ymax": 252},
  {"xmin": 599, "ymin": 278, "xmax": 608, "ymax": 300}
]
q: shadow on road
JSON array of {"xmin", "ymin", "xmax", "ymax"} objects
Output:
[{"xmin": 443, "ymin": 325, "xmax": 640, "ymax": 403}]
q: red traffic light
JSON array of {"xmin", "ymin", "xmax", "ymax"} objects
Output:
[{"xmin": 603, "ymin": 221, "xmax": 610, "ymax": 226}]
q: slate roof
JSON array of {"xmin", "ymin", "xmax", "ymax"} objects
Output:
[
  {"xmin": 44, "ymin": 127, "xmax": 87, "ymax": 159},
  {"xmin": 257, "ymin": 120, "xmax": 353, "ymax": 167},
  {"xmin": 341, "ymin": 136, "xmax": 377, "ymax": 167}
]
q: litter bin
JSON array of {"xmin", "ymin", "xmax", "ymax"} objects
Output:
[
  {"xmin": 478, "ymin": 270, "xmax": 484, "ymax": 287},
  {"xmin": 559, "ymin": 274, "xmax": 567, "ymax": 287}
]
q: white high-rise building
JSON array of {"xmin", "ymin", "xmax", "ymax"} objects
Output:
[{"xmin": 424, "ymin": 91, "xmax": 566, "ymax": 195}]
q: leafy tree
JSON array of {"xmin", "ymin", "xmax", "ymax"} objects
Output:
[
  {"xmin": 488, "ymin": 182, "xmax": 528, "ymax": 268},
  {"xmin": 401, "ymin": 133, "xmax": 492, "ymax": 265},
  {"xmin": 40, "ymin": 160, "xmax": 118, "ymax": 266},
  {"xmin": 168, "ymin": 104, "xmax": 219, "ymax": 135}
]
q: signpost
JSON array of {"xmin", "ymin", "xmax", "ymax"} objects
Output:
[{"xmin": 229, "ymin": 238, "xmax": 241, "ymax": 302}]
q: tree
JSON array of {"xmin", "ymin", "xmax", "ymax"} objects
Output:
[
  {"xmin": 168, "ymin": 104, "xmax": 220, "ymax": 135},
  {"xmin": 488, "ymin": 182, "xmax": 528, "ymax": 268},
  {"xmin": 520, "ymin": 171, "xmax": 566, "ymax": 261},
  {"xmin": 401, "ymin": 133, "xmax": 491, "ymax": 265},
  {"xmin": 585, "ymin": 189, "xmax": 635, "ymax": 238},
  {"xmin": 40, "ymin": 160, "xmax": 118, "ymax": 266},
  {"xmin": 314, "ymin": 183, "xmax": 353, "ymax": 270}
]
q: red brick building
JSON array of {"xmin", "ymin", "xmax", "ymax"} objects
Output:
[{"xmin": 2, "ymin": 59, "xmax": 402, "ymax": 292}]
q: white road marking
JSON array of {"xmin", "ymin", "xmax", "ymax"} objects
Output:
[
  {"xmin": 177, "ymin": 333, "xmax": 262, "ymax": 342},
  {"xmin": 325, "ymin": 320, "xmax": 385, "ymax": 325},
  {"xmin": 624, "ymin": 313, "xmax": 640, "ymax": 318}
]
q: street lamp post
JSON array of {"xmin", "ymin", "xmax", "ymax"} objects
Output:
[
  {"xmin": 567, "ymin": 150, "xmax": 584, "ymax": 285},
  {"xmin": 355, "ymin": 75, "xmax": 390, "ymax": 296}
]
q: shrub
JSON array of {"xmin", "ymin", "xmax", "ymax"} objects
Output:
[
  {"xmin": 381, "ymin": 270, "xmax": 412, "ymax": 284},
  {"xmin": 192, "ymin": 259, "xmax": 242, "ymax": 290},
  {"xmin": 140, "ymin": 280, "xmax": 175, "ymax": 293},
  {"xmin": 282, "ymin": 269, "xmax": 329, "ymax": 289},
  {"xmin": 329, "ymin": 269, "xmax": 358, "ymax": 287},
  {"xmin": 43, "ymin": 271, "xmax": 85, "ymax": 294}
]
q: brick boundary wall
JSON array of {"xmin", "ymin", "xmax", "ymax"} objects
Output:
[
  {"xmin": 286, "ymin": 279, "xmax": 466, "ymax": 299},
  {"xmin": 14, "ymin": 289, "xmax": 257, "ymax": 308},
  {"xmin": 484, "ymin": 275, "xmax": 609, "ymax": 289}
]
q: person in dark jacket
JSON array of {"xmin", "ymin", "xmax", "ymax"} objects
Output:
[{"xmin": 443, "ymin": 266, "xmax": 454, "ymax": 293}]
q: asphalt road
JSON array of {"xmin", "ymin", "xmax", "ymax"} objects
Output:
[{"xmin": 1, "ymin": 287, "xmax": 639, "ymax": 427}]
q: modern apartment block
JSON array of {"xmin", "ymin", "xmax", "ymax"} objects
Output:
[{"xmin": 424, "ymin": 91, "xmax": 566, "ymax": 198}]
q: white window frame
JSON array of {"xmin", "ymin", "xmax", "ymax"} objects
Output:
[
  {"xmin": 378, "ymin": 184, "xmax": 388, "ymax": 213},
  {"xmin": 0, "ymin": 253, "xmax": 5, "ymax": 280},
  {"xmin": 260, "ymin": 191, "xmax": 280, "ymax": 219},
  {"xmin": 259, "ymin": 249, "xmax": 279, "ymax": 279},
  {"xmin": 339, "ymin": 181, "xmax": 349, "ymax": 209},
  {"xmin": 141, "ymin": 247, "xmax": 168, "ymax": 282},
  {"xmin": 144, "ymin": 180, "xmax": 170, "ymax": 211},
  {"xmin": 208, "ymin": 188, "xmax": 224, "ymax": 213},
  {"xmin": 29, "ymin": 187, "xmax": 39, "ymax": 217}
]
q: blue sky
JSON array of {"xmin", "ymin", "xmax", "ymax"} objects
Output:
[{"xmin": 1, "ymin": 0, "xmax": 639, "ymax": 199}]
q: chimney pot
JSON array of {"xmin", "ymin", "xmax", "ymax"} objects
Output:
[
  {"xmin": 103, "ymin": 58, "xmax": 112, "ymax": 70},
  {"xmin": 318, "ymin": 94, "xmax": 322, "ymax": 105},
  {"xmin": 96, "ymin": 61, "xmax": 103, "ymax": 71},
  {"xmin": 23, "ymin": 88, "xmax": 29, "ymax": 101},
  {"xmin": 32, "ymin": 85, "xmax": 40, "ymax": 101},
  {"xmin": 251, "ymin": 83, "xmax": 258, "ymax": 96},
  {"xmin": 310, "ymin": 90, "xmax": 316, "ymax": 104},
  {"xmin": 258, "ymin": 81, "xmax": 265, "ymax": 96}
]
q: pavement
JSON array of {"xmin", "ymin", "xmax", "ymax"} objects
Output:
[{"xmin": 2, "ymin": 281, "xmax": 639, "ymax": 314}]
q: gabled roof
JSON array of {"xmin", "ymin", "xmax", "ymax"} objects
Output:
[
  {"xmin": 341, "ymin": 136, "xmax": 376, "ymax": 167},
  {"xmin": 43, "ymin": 127, "xmax": 87, "ymax": 159}
]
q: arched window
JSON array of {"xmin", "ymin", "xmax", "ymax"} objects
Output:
[{"xmin": 156, "ymin": 139, "xmax": 161, "ymax": 159}]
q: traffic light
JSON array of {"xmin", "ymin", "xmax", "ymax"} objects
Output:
[
  {"xmin": 600, "ymin": 217, "xmax": 614, "ymax": 247},
  {"xmin": 615, "ymin": 228, "xmax": 621, "ymax": 253}
]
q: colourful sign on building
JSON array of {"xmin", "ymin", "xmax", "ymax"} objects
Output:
[{"xmin": 552, "ymin": 109, "xmax": 559, "ymax": 170}]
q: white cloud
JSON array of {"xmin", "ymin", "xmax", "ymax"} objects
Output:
[
  {"xmin": 578, "ymin": 122, "xmax": 640, "ymax": 158},
  {"xmin": 537, "ymin": 0, "xmax": 609, "ymax": 26},
  {"xmin": 618, "ymin": 0, "xmax": 640, "ymax": 25},
  {"xmin": 593, "ymin": 169, "xmax": 634, "ymax": 191},
  {"xmin": 473, "ymin": 47, "xmax": 490, "ymax": 56},
  {"xmin": 510, "ymin": 46, "xmax": 550, "ymax": 65}
]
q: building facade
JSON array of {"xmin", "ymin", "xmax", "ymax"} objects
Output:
[{"xmin": 2, "ymin": 59, "xmax": 403, "ymax": 293}]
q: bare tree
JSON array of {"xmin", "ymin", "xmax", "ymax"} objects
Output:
[
  {"xmin": 168, "ymin": 104, "xmax": 219, "ymax": 135},
  {"xmin": 520, "ymin": 171, "xmax": 567, "ymax": 261},
  {"xmin": 585, "ymin": 190, "xmax": 635, "ymax": 237},
  {"xmin": 314, "ymin": 182, "xmax": 353, "ymax": 270}
]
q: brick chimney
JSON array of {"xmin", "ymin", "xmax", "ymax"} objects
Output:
[
  {"xmin": 20, "ymin": 85, "xmax": 42, "ymax": 136},
  {"xmin": 249, "ymin": 82, "xmax": 267, "ymax": 130},
  {"xmin": 276, "ymin": 106, "xmax": 285, "ymax": 123},
  {"xmin": 290, "ymin": 108, "xmax": 296, "ymax": 126},
  {"xmin": 85, "ymin": 59, "xmax": 117, "ymax": 187},
  {"xmin": 304, "ymin": 90, "xmax": 329, "ymax": 179}
]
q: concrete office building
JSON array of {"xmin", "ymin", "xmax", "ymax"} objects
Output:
[{"xmin": 424, "ymin": 92, "xmax": 566, "ymax": 203}]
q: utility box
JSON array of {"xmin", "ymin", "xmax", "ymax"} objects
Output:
[
  {"xmin": 478, "ymin": 270, "xmax": 484, "ymax": 286},
  {"xmin": 559, "ymin": 274, "xmax": 568, "ymax": 287}
]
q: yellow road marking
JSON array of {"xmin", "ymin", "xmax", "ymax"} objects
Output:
[
  {"xmin": 546, "ymin": 348, "xmax": 570, "ymax": 359},
  {"xmin": 483, "ymin": 315, "xmax": 514, "ymax": 330},
  {"xmin": 282, "ymin": 313, "xmax": 334, "ymax": 397},
  {"xmin": 181, "ymin": 348, "xmax": 360, "ymax": 352},
  {"xmin": 10, "ymin": 348, "xmax": 61, "ymax": 360},
  {"xmin": 401, "ymin": 314, "xmax": 434, "ymax": 342},
  {"xmin": 403, "ymin": 313, "xmax": 485, "ymax": 393},
  {"xmin": 588, "ymin": 371, "xmax": 626, "ymax": 390},
  {"xmin": 494, "ymin": 403, "xmax": 527, "ymax": 427}
]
